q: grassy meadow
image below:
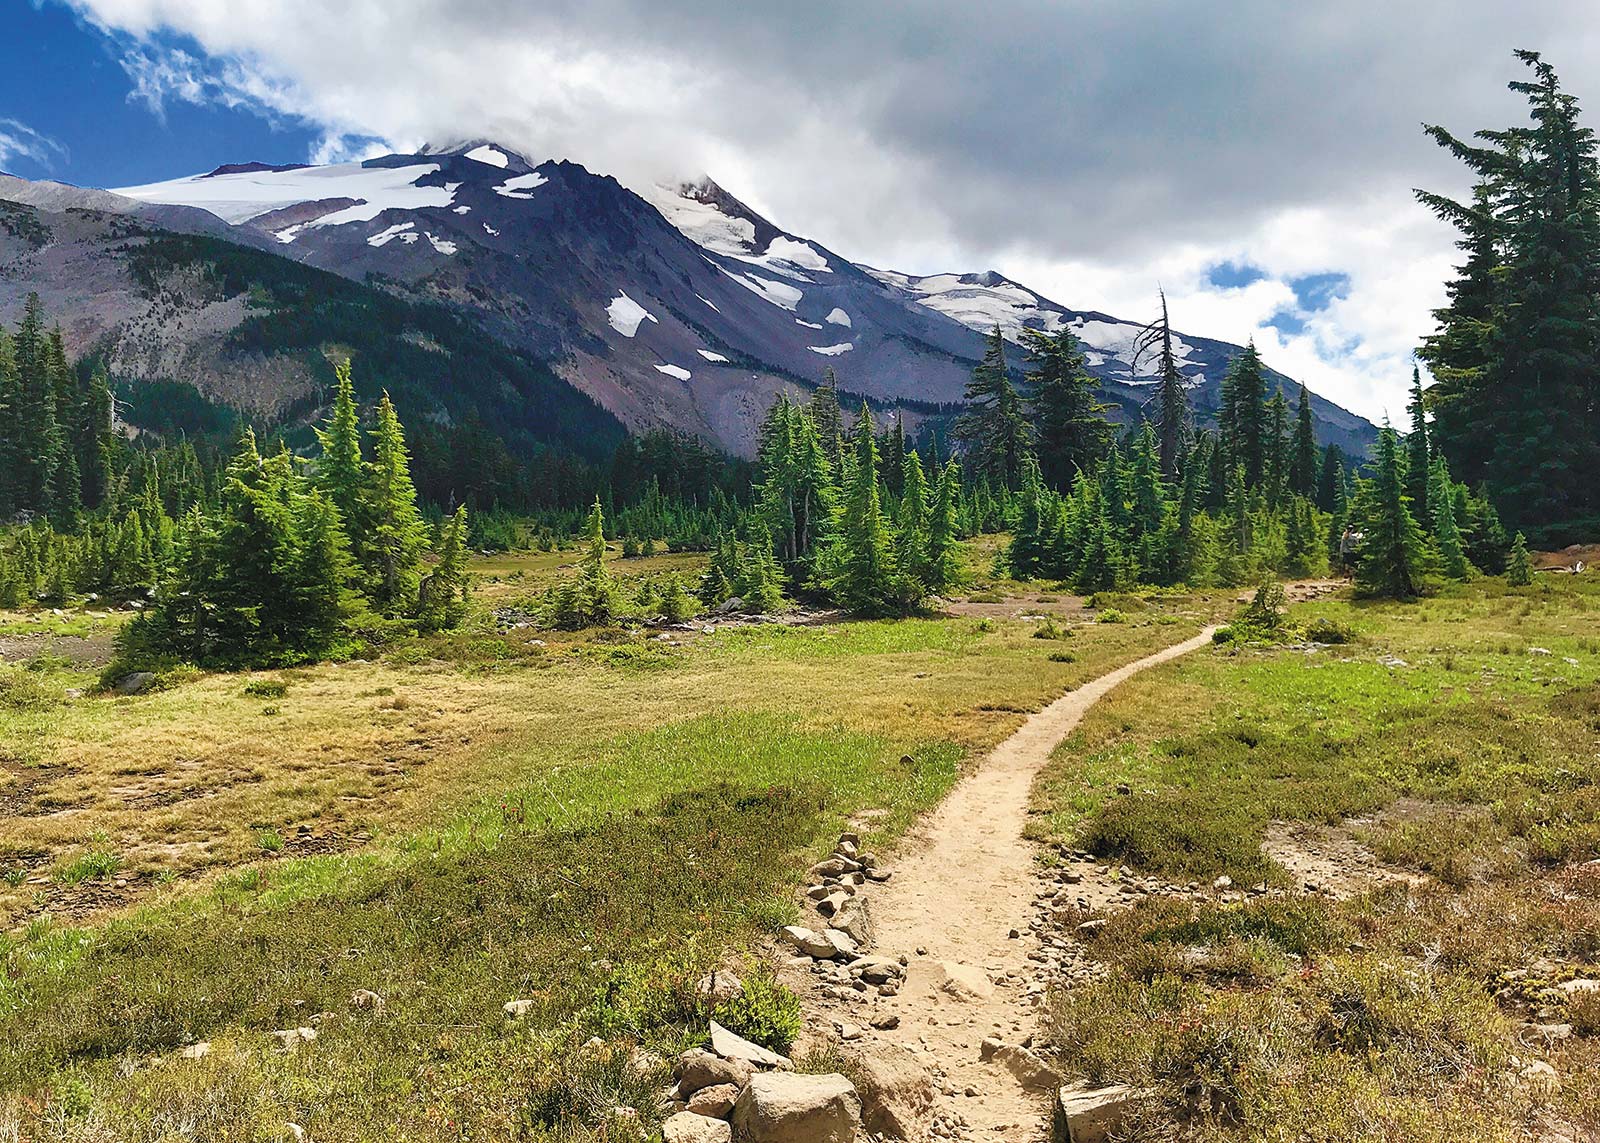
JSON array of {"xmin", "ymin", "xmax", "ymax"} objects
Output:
[
  {"xmin": 1033, "ymin": 574, "xmax": 1600, "ymax": 1140},
  {"xmin": 0, "ymin": 545, "xmax": 1221, "ymax": 1141}
]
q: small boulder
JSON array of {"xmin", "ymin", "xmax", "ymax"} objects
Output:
[
  {"xmin": 349, "ymin": 988, "xmax": 384, "ymax": 1012},
  {"xmin": 663, "ymin": 1110, "xmax": 733, "ymax": 1143},
  {"xmin": 782, "ymin": 925, "xmax": 837, "ymax": 959},
  {"xmin": 270, "ymin": 1027, "xmax": 316, "ymax": 1052},
  {"xmin": 177, "ymin": 1042, "xmax": 210, "ymax": 1060},
  {"xmin": 686, "ymin": 1082, "xmax": 741, "ymax": 1118},
  {"xmin": 503, "ymin": 998, "xmax": 535, "ymax": 1018},
  {"xmin": 832, "ymin": 898, "xmax": 873, "ymax": 944},
  {"xmin": 114, "ymin": 671, "xmax": 156, "ymax": 695},
  {"xmin": 853, "ymin": 957, "xmax": 905, "ymax": 985},
  {"xmin": 676, "ymin": 1048, "xmax": 755, "ymax": 1095},
  {"xmin": 937, "ymin": 962, "xmax": 994, "ymax": 1002},
  {"xmin": 847, "ymin": 1044, "xmax": 935, "ymax": 1140},
  {"xmin": 709, "ymin": 1020, "xmax": 790, "ymax": 1069},
  {"xmin": 1052, "ymin": 1084, "xmax": 1149, "ymax": 1143},
  {"xmin": 817, "ymin": 891, "xmax": 851, "ymax": 917},
  {"xmin": 992, "ymin": 1043, "xmax": 1060, "ymax": 1091},
  {"xmin": 695, "ymin": 970, "xmax": 745, "ymax": 1005},
  {"xmin": 731, "ymin": 1072, "xmax": 861, "ymax": 1143},
  {"xmin": 823, "ymin": 928, "xmax": 859, "ymax": 959}
]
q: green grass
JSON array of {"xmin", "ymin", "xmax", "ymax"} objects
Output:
[{"xmin": 1032, "ymin": 574, "xmax": 1600, "ymax": 1140}]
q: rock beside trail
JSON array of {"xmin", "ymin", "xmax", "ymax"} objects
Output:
[
  {"xmin": 782, "ymin": 925, "xmax": 837, "ymax": 959},
  {"xmin": 686, "ymin": 1082, "xmax": 741, "ymax": 1118},
  {"xmin": 831, "ymin": 898, "xmax": 873, "ymax": 944},
  {"xmin": 846, "ymin": 1044, "xmax": 935, "ymax": 1140},
  {"xmin": 663, "ymin": 1110, "xmax": 733, "ymax": 1143},
  {"xmin": 937, "ymin": 961, "xmax": 994, "ymax": 1002},
  {"xmin": 675, "ymin": 1048, "xmax": 755, "ymax": 1096},
  {"xmin": 851, "ymin": 956, "xmax": 906, "ymax": 985},
  {"xmin": 709, "ymin": 1020, "xmax": 791, "ymax": 1069},
  {"xmin": 731, "ymin": 1072, "xmax": 861, "ymax": 1143},
  {"xmin": 1052, "ymin": 1084, "xmax": 1149, "ymax": 1143},
  {"xmin": 990, "ymin": 1043, "xmax": 1061, "ymax": 1091}
]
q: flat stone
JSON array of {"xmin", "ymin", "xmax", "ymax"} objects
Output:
[
  {"xmin": 504, "ymin": 999, "xmax": 535, "ymax": 1018},
  {"xmin": 832, "ymin": 898, "xmax": 874, "ymax": 944},
  {"xmin": 782, "ymin": 925, "xmax": 837, "ymax": 959},
  {"xmin": 823, "ymin": 928, "xmax": 859, "ymax": 958},
  {"xmin": 853, "ymin": 956, "xmax": 905, "ymax": 985},
  {"xmin": 1052, "ymin": 1084, "xmax": 1150, "ymax": 1143},
  {"xmin": 938, "ymin": 962, "xmax": 994, "ymax": 1002},
  {"xmin": 709, "ymin": 1020, "xmax": 791, "ymax": 1069},
  {"xmin": 992, "ymin": 1043, "xmax": 1060, "ymax": 1090},
  {"xmin": 663, "ymin": 1110, "xmax": 733, "ymax": 1143},
  {"xmin": 847, "ymin": 1044, "xmax": 934, "ymax": 1140},
  {"xmin": 676, "ymin": 1048, "xmax": 755, "ymax": 1095},
  {"xmin": 686, "ymin": 1082, "xmax": 741, "ymax": 1118}
]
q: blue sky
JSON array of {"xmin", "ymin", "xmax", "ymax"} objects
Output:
[{"xmin": 1, "ymin": 2, "xmax": 317, "ymax": 186}]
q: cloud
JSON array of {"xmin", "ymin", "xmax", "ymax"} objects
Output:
[
  {"xmin": 0, "ymin": 117, "xmax": 68, "ymax": 173},
  {"xmin": 53, "ymin": 0, "xmax": 1600, "ymax": 421}
]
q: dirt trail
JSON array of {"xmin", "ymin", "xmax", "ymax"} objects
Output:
[{"xmin": 791, "ymin": 628, "xmax": 1218, "ymax": 1141}]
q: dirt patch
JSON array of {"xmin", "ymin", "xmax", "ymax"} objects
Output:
[
  {"xmin": 0, "ymin": 631, "xmax": 117, "ymax": 666},
  {"xmin": 1262, "ymin": 818, "xmax": 1424, "ymax": 898},
  {"xmin": 941, "ymin": 591, "xmax": 1088, "ymax": 621}
]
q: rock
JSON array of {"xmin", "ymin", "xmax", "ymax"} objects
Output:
[
  {"xmin": 349, "ymin": 988, "xmax": 384, "ymax": 1012},
  {"xmin": 285, "ymin": 1125, "xmax": 305, "ymax": 1142},
  {"xmin": 870, "ymin": 1013, "xmax": 901, "ymax": 1030},
  {"xmin": 846, "ymin": 1044, "xmax": 935, "ymax": 1140},
  {"xmin": 938, "ymin": 962, "xmax": 994, "ymax": 1002},
  {"xmin": 1212, "ymin": 875, "xmax": 1232, "ymax": 890},
  {"xmin": 731, "ymin": 1072, "xmax": 861, "ymax": 1143},
  {"xmin": 823, "ymin": 928, "xmax": 859, "ymax": 958},
  {"xmin": 695, "ymin": 970, "xmax": 745, "ymax": 1005},
  {"xmin": 1519, "ymin": 1060, "xmax": 1561, "ymax": 1091},
  {"xmin": 1052, "ymin": 1084, "xmax": 1149, "ymax": 1143},
  {"xmin": 712, "ymin": 597, "xmax": 747, "ymax": 616},
  {"xmin": 504, "ymin": 998, "xmax": 535, "ymax": 1018},
  {"xmin": 177, "ymin": 1042, "xmax": 210, "ymax": 1060},
  {"xmin": 818, "ymin": 891, "xmax": 851, "ymax": 918},
  {"xmin": 1076, "ymin": 919, "xmax": 1106, "ymax": 937},
  {"xmin": 1558, "ymin": 979, "xmax": 1600, "ymax": 995},
  {"xmin": 979, "ymin": 1037, "xmax": 1003, "ymax": 1062},
  {"xmin": 836, "ymin": 839, "xmax": 860, "ymax": 860},
  {"xmin": 853, "ymin": 956, "xmax": 905, "ymax": 985},
  {"xmin": 865, "ymin": 866, "xmax": 893, "ymax": 882},
  {"xmin": 687, "ymin": 1082, "xmax": 742, "ymax": 1118},
  {"xmin": 782, "ymin": 925, "xmax": 837, "ymax": 959},
  {"xmin": 663, "ymin": 1110, "xmax": 733, "ymax": 1143},
  {"xmin": 806, "ymin": 885, "xmax": 833, "ymax": 901},
  {"xmin": 992, "ymin": 1044, "xmax": 1060, "ymax": 1090},
  {"xmin": 709, "ymin": 1021, "xmax": 791, "ymax": 1069},
  {"xmin": 832, "ymin": 898, "xmax": 874, "ymax": 944},
  {"xmin": 677, "ymin": 1048, "xmax": 756, "ymax": 1095},
  {"xmin": 270, "ymin": 1027, "xmax": 317, "ymax": 1052},
  {"xmin": 113, "ymin": 671, "xmax": 156, "ymax": 695}
]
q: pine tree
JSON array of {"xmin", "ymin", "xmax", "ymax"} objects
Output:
[
  {"xmin": 1353, "ymin": 424, "xmax": 1426, "ymax": 599},
  {"xmin": 1219, "ymin": 343, "xmax": 1268, "ymax": 488},
  {"xmin": 829, "ymin": 404, "xmax": 911, "ymax": 615},
  {"xmin": 1025, "ymin": 327, "xmax": 1112, "ymax": 491},
  {"xmin": 1264, "ymin": 389, "xmax": 1289, "ymax": 507},
  {"xmin": 925, "ymin": 460, "xmax": 964, "ymax": 594},
  {"xmin": 898, "ymin": 449, "xmax": 931, "ymax": 585},
  {"xmin": 365, "ymin": 392, "xmax": 428, "ymax": 616},
  {"xmin": 1404, "ymin": 366, "xmax": 1430, "ymax": 521},
  {"xmin": 418, "ymin": 505, "xmax": 471, "ymax": 632},
  {"xmin": 1316, "ymin": 443, "xmax": 1344, "ymax": 513},
  {"xmin": 316, "ymin": 360, "xmax": 370, "ymax": 552},
  {"xmin": 1507, "ymin": 531, "xmax": 1534, "ymax": 585},
  {"xmin": 1289, "ymin": 384, "xmax": 1318, "ymax": 500},
  {"xmin": 1142, "ymin": 289, "xmax": 1190, "ymax": 481},
  {"xmin": 954, "ymin": 328, "xmax": 1032, "ymax": 489},
  {"xmin": 809, "ymin": 368, "xmax": 847, "ymax": 477},
  {"xmin": 1433, "ymin": 471, "xmax": 1470, "ymax": 580}
]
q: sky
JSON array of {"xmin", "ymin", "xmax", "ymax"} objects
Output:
[{"xmin": 6, "ymin": 1, "xmax": 1600, "ymax": 423}]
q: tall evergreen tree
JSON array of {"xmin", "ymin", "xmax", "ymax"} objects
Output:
[
  {"xmin": 1404, "ymin": 366, "xmax": 1431, "ymax": 522},
  {"xmin": 1025, "ymin": 327, "xmax": 1112, "ymax": 492},
  {"xmin": 1289, "ymin": 384, "xmax": 1318, "ymax": 500},
  {"xmin": 365, "ymin": 392, "xmax": 428, "ymax": 616},
  {"xmin": 1145, "ymin": 289, "xmax": 1191, "ymax": 482},
  {"xmin": 1219, "ymin": 342, "xmax": 1269, "ymax": 488},
  {"xmin": 829, "ymin": 404, "xmax": 910, "ymax": 615},
  {"xmin": 953, "ymin": 328, "xmax": 1032, "ymax": 489},
  {"xmin": 316, "ymin": 360, "xmax": 370, "ymax": 550},
  {"xmin": 1352, "ymin": 424, "xmax": 1427, "ymax": 599}
]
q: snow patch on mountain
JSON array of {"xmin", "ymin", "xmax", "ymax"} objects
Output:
[
  {"xmin": 494, "ymin": 171, "xmax": 548, "ymax": 199},
  {"xmin": 696, "ymin": 349, "xmax": 730, "ymax": 363},
  {"xmin": 426, "ymin": 233, "xmax": 457, "ymax": 255},
  {"xmin": 641, "ymin": 181, "xmax": 757, "ymax": 256},
  {"xmin": 607, "ymin": 292, "xmax": 657, "ymax": 337},
  {"xmin": 465, "ymin": 145, "xmax": 511, "ymax": 168},
  {"xmin": 825, "ymin": 308, "xmax": 852, "ymax": 327},
  {"xmin": 655, "ymin": 363, "xmax": 692, "ymax": 381},
  {"xmin": 115, "ymin": 161, "xmax": 455, "ymax": 227},
  {"xmin": 368, "ymin": 222, "xmax": 417, "ymax": 247},
  {"xmin": 809, "ymin": 342, "xmax": 854, "ymax": 356},
  {"xmin": 724, "ymin": 270, "xmax": 802, "ymax": 311}
]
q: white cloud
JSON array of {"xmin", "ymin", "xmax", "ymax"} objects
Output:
[
  {"xmin": 54, "ymin": 0, "xmax": 1600, "ymax": 420},
  {"xmin": 0, "ymin": 117, "xmax": 67, "ymax": 172}
]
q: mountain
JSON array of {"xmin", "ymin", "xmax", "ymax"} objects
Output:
[{"xmin": 0, "ymin": 144, "xmax": 1377, "ymax": 459}]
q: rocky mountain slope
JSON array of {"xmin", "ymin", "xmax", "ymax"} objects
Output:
[{"xmin": 1, "ymin": 145, "xmax": 1376, "ymax": 457}]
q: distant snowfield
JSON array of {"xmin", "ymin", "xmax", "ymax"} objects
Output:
[
  {"xmin": 724, "ymin": 269, "xmax": 803, "ymax": 311},
  {"xmin": 494, "ymin": 171, "xmax": 548, "ymax": 199},
  {"xmin": 655, "ymin": 363, "xmax": 692, "ymax": 381},
  {"xmin": 826, "ymin": 308, "xmax": 852, "ymax": 327},
  {"xmin": 808, "ymin": 342, "xmax": 854, "ymax": 356},
  {"xmin": 368, "ymin": 222, "xmax": 417, "ymax": 247},
  {"xmin": 465, "ymin": 145, "xmax": 510, "ymax": 168},
  {"xmin": 696, "ymin": 349, "xmax": 730, "ymax": 363},
  {"xmin": 607, "ymin": 292, "xmax": 658, "ymax": 337},
  {"xmin": 642, "ymin": 182, "xmax": 757, "ymax": 256},
  {"xmin": 114, "ymin": 161, "xmax": 455, "ymax": 227}
]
